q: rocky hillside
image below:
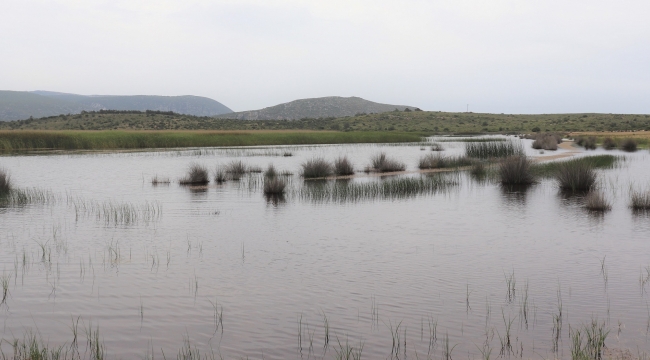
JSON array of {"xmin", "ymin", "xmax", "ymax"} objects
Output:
[
  {"xmin": 0, "ymin": 91, "xmax": 233, "ymax": 121},
  {"xmin": 217, "ymin": 96, "xmax": 418, "ymax": 120}
]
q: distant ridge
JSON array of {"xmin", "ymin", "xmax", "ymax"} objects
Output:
[
  {"xmin": 0, "ymin": 90, "xmax": 233, "ymax": 121},
  {"xmin": 217, "ymin": 96, "xmax": 418, "ymax": 120}
]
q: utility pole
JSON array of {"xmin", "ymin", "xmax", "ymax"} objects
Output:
[{"xmin": 466, "ymin": 104, "xmax": 469, "ymax": 113}]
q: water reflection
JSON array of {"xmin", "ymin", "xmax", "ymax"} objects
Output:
[
  {"xmin": 264, "ymin": 193, "xmax": 286, "ymax": 206},
  {"xmin": 499, "ymin": 184, "xmax": 532, "ymax": 207}
]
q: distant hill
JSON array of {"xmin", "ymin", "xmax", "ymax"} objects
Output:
[
  {"xmin": 217, "ymin": 96, "xmax": 418, "ymax": 120},
  {"xmin": 0, "ymin": 91, "xmax": 233, "ymax": 121}
]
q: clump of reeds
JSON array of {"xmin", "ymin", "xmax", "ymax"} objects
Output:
[
  {"xmin": 248, "ymin": 165, "xmax": 263, "ymax": 173},
  {"xmin": 334, "ymin": 156, "xmax": 355, "ymax": 176},
  {"xmin": 498, "ymin": 156, "xmax": 535, "ymax": 185},
  {"xmin": 465, "ymin": 140, "xmax": 523, "ymax": 159},
  {"xmin": 225, "ymin": 160, "xmax": 247, "ymax": 180},
  {"xmin": 630, "ymin": 189, "xmax": 650, "ymax": 210},
  {"xmin": 470, "ymin": 161, "xmax": 487, "ymax": 177},
  {"xmin": 0, "ymin": 168, "xmax": 11, "ymax": 195},
  {"xmin": 214, "ymin": 168, "xmax": 227, "ymax": 183},
  {"xmin": 532, "ymin": 135, "xmax": 558, "ymax": 151},
  {"xmin": 620, "ymin": 138, "xmax": 638, "ymax": 152},
  {"xmin": 301, "ymin": 158, "xmax": 333, "ymax": 179},
  {"xmin": 602, "ymin": 137, "xmax": 617, "ymax": 150},
  {"xmin": 283, "ymin": 152, "xmax": 293, "ymax": 157},
  {"xmin": 151, "ymin": 175, "xmax": 170, "ymax": 185},
  {"xmin": 430, "ymin": 143, "xmax": 444, "ymax": 151},
  {"xmin": 370, "ymin": 153, "xmax": 406, "ymax": 172},
  {"xmin": 555, "ymin": 161, "xmax": 596, "ymax": 192},
  {"xmin": 418, "ymin": 154, "xmax": 474, "ymax": 170},
  {"xmin": 179, "ymin": 164, "xmax": 209, "ymax": 185},
  {"xmin": 263, "ymin": 164, "xmax": 286, "ymax": 195},
  {"xmin": 584, "ymin": 191, "xmax": 611, "ymax": 212},
  {"xmin": 569, "ymin": 319, "xmax": 609, "ymax": 360}
]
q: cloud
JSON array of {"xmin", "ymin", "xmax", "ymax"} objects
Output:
[{"xmin": 1, "ymin": 0, "xmax": 649, "ymax": 113}]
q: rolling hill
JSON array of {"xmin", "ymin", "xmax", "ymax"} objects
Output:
[
  {"xmin": 0, "ymin": 91, "xmax": 233, "ymax": 121},
  {"xmin": 217, "ymin": 96, "xmax": 418, "ymax": 120}
]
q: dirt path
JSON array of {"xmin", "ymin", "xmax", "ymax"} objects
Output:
[{"xmin": 532, "ymin": 141, "xmax": 581, "ymax": 162}]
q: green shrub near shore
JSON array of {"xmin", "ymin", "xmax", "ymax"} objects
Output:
[{"xmin": 0, "ymin": 130, "xmax": 425, "ymax": 152}]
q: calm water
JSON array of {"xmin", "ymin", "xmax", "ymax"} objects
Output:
[{"xmin": 1, "ymin": 137, "xmax": 650, "ymax": 359}]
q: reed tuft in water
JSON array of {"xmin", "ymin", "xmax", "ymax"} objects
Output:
[
  {"xmin": 214, "ymin": 167, "xmax": 227, "ymax": 183},
  {"xmin": 466, "ymin": 140, "xmax": 523, "ymax": 159},
  {"xmin": 555, "ymin": 161, "xmax": 596, "ymax": 192},
  {"xmin": 334, "ymin": 156, "xmax": 355, "ymax": 176},
  {"xmin": 225, "ymin": 160, "xmax": 247, "ymax": 180},
  {"xmin": 584, "ymin": 191, "xmax": 611, "ymax": 212},
  {"xmin": 602, "ymin": 137, "xmax": 617, "ymax": 150},
  {"xmin": 151, "ymin": 175, "xmax": 170, "ymax": 185},
  {"xmin": 179, "ymin": 164, "xmax": 209, "ymax": 185},
  {"xmin": 0, "ymin": 168, "xmax": 11, "ymax": 195},
  {"xmin": 498, "ymin": 156, "xmax": 535, "ymax": 185},
  {"xmin": 419, "ymin": 154, "xmax": 474, "ymax": 170},
  {"xmin": 630, "ymin": 189, "xmax": 650, "ymax": 210},
  {"xmin": 302, "ymin": 158, "xmax": 333, "ymax": 179},
  {"xmin": 369, "ymin": 153, "xmax": 406, "ymax": 172},
  {"xmin": 263, "ymin": 177, "xmax": 286, "ymax": 195}
]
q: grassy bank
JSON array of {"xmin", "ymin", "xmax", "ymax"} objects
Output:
[{"xmin": 0, "ymin": 130, "xmax": 424, "ymax": 152}]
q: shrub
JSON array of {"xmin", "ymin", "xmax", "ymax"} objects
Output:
[
  {"xmin": 620, "ymin": 138, "xmax": 637, "ymax": 152},
  {"xmin": 179, "ymin": 164, "xmax": 209, "ymax": 185},
  {"xmin": 583, "ymin": 137, "xmax": 597, "ymax": 150},
  {"xmin": 334, "ymin": 156, "xmax": 355, "ymax": 176},
  {"xmin": 602, "ymin": 137, "xmax": 616, "ymax": 150},
  {"xmin": 584, "ymin": 191, "xmax": 611, "ymax": 211},
  {"xmin": 499, "ymin": 156, "xmax": 535, "ymax": 185},
  {"xmin": 555, "ymin": 161, "xmax": 596, "ymax": 192},
  {"xmin": 370, "ymin": 153, "xmax": 406, "ymax": 172},
  {"xmin": 301, "ymin": 158, "xmax": 333, "ymax": 179},
  {"xmin": 430, "ymin": 143, "xmax": 444, "ymax": 151},
  {"xmin": 0, "ymin": 168, "xmax": 11, "ymax": 195},
  {"xmin": 470, "ymin": 162, "xmax": 486, "ymax": 177},
  {"xmin": 532, "ymin": 135, "xmax": 558, "ymax": 150}
]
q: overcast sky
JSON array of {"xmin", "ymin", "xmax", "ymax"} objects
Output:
[{"xmin": 1, "ymin": 0, "xmax": 649, "ymax": 113}]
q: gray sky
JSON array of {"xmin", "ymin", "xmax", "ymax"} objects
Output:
[{"xmin": 2, "ymin": 0, "xmax": 649, "ymax": 113}]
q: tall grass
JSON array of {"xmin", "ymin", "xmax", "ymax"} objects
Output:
[
  {"xmin": 418, "ymin": 154, "xmax": 474, "ymax": 170},
  {"xmin": 0, "ymin": 188, "xmax": 57, "ymax": 207},
  {"xmin": 225, "ymin": 160, "xmax": 247, "ymax": 179},
  {"xmin": 263, "ymin": 164, "xmax": 286, "ymax": 195},
  {"xmin": 298, "ymin": 174, "xmax": 456, "ymax": 203},
  {"xmin": 334, "ymin": 156, "xmax": 355, "ymax": 176},
  {"xmin": 555, "ymin": 161, "xmax": 596, "ymax": 192},
  {"xmin": 498, "ymin": 156, "xmax": 535, "ymax": 185},
  {"xmin": 179, "ymin": 164, "xmax": 209, "ymax": 185},
  {"xmin": 465, "ymin": 140, "xmax": 523, "ymax": 159},
  {"xmin": 301, "ymin": 158, "xmax": 333, "ymax": 179},
  {"xmin": 369, "ymin": 153, "xmax": 406, "ymax": 172},
  {"xmin": 533, "ymin": 155, "xmax": 618, "ymax": 177},
  {"xmin": 603, "ymin": 137, "xmax": 617, "ymax": 150},
  {"xmin": 67, "ymin": 195, "xmax": 162, "ymax": 225},
  {"xmin": 569, "ymin": 319, "xmax": 609, "ymax": 360},
  {"xmin": 214, "ymin": 167, "xmax": 227, "ymax": 183},
  {"xmin": 0, "ymin": 130, "xmax": 424, "ymax": 152}
]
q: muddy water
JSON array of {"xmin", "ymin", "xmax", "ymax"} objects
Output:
[{"xmin": 1, "ymin": 137, "xmax": 650, "ymax": 359}]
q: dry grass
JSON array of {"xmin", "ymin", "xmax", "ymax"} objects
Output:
[{"xmin": 179, "ymin": 164, "xmax": 209, "ymax": 185}]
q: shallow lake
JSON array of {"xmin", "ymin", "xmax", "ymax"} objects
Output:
[{"xmin": 1, "ymin": 136, "xmax": 650, "ymax": 359}]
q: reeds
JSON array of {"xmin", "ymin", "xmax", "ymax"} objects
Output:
[
  {"xmin": 620, "ymin": 138, "xmax": 638, "ymax": 152},
  {"xmin": 498, "ymin": 156, "xmax": 535, "ymax": 185},
  {"xmin": 555, "ymin": 161, "xmax": 596, "ymax": 192},
  {"xmin": 301, "ymin": 158, "xmax": 334, "ymax": 179},
  {"xmin": 585, "ymin": 191, "xmax": 611, "ymax": 212},
  {"xmin": 150, "ymin": 175, "xmax": 170, "ymax": 185},
  {"xmin": 369, "ymin": 153, "xmax": 406, "ymax": 172},
  {"xmin": 225, "ymin": 160, "xmax": 247, "ymax": 180},
  {"xmin": 0, "ymin": 188, "xmax": 57, "ymax": 207},
  {"xmin": 465, "ymin": 140, "xmax": 523, "ymax": 159},
  {"xmin": 418, "ymin": 154, "xmax": 474, "ymax": 170},
  {"xmin": 263, "ymin": 164, "xmax": 286, "ymax": 195},
  {"xmin": 334, "ymin": 156, "xmax": 355, "ymax": 176},
  {"xmin": 630, "ymin": 189, "xmax": 650, "ymax": 210},
  {"xmin": 0, "ymin": 168, "xmax": 11, "ymax": 195},
  {"xmin": 430, "ymin": 143, "xmax": 444, "ymax": 151},
  {"xmin": 179, "ymin": 164, "xmax": 209, "ymax": 185},
  {"xmin": 569, "ymin": 319, "xmax": 609, "ymax": 360},
  {"xmin": 214, "ymin": 168, "xmax": 227, "ymax": 183},
  {"xmin": 299, "ymin": 174, "xmax": 455, "ymax": 203}
]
